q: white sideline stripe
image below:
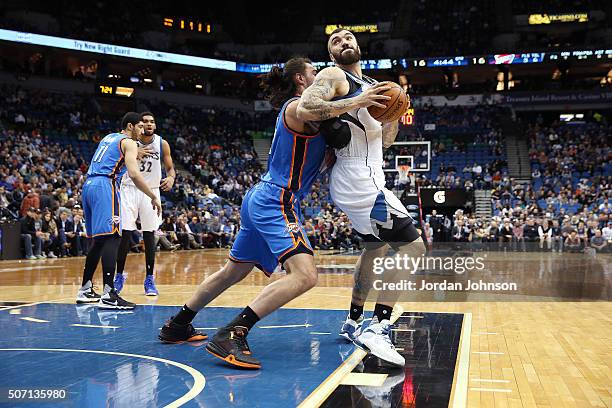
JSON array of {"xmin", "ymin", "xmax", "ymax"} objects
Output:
[
  {"xmin": 258, "ymin": 323, "xmax": 312, "ymax": 329},
  {"xmin": 450, "ymin": 312, "xmax": 472, "ymax": 408},
  {"xmin": 71, "ymin": 324, "xmax": 119, "ymax": 329},
  {"xmin": 20, "ymin": 317, "xmax": 49, "ymax": 323}
]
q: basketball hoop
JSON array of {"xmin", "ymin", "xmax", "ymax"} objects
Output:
[{"xmin": 398, "ymin": 165, "xmax": 411, "ymax": 184}]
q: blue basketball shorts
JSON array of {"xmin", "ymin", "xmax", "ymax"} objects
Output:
[
  {"xmin": 82, "ymin": 176, "xmax": 121, "ymax": 238},
  {"xmin": 229, "ymin": 182, "xmax": 313, "ymax": 275}
]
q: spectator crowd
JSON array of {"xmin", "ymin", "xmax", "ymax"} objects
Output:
[{"xmin": 0, "ymin": 85, "xmax": 609, "ymax": 259}]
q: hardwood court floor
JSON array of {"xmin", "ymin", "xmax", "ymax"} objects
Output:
[{"xmin": 1, "ymin": 249, "xmax": 610, "ymax": 407}]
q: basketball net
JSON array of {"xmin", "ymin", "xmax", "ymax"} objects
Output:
[{"xmin": 398, "ymin": 165, "xmax": 411, "ymax": 184}]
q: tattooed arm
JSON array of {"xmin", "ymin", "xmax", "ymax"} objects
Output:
[
  {"xmin": 297, "ymin": 67, "xmax": 394, "ymax": 121},
  {"xmin": 382, "ymin": 120, "xmax": 399, "ymax": 149}
]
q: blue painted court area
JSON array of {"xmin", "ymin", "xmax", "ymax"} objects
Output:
[{"xmin": 0, "ymin": 303, "xmax": 351, "ymax": 407}]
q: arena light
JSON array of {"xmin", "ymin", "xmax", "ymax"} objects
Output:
[
  {"xmin": 560, "ymin": 113, "xmax": 585, "ymax": 122},
  {"xmin": 143, "ymin": 78, "xmax": 153, "ymax": 83},
  {"xmin": 115, "ymin": 86, "xmax": 135, "ymax": 97},
  {"xmin": 195, "ymin": 84, "xmax": 203, "ymax": 89}
]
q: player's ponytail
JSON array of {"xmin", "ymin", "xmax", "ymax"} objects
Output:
[{"xmin": 259, "ymin": 57, "xmax": 312, "ymax": 109}]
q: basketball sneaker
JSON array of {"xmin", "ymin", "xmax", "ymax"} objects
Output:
[
  {"xmin": 355, "ymin": 368, "xmax": 406, "ymax": 405},
  {"xmin": 113, "ymin": 273, "xmax": 127, "ymax": 294},
  {"xmin": 206, "ymin": 326, "xmax": 261, "ymax": 369},
  {"xmin": 75, "ymin": 303, "xmax": 95, "ymax": 325},
  {"xmin": 339, "ymin": 314, "xmax": 365, "ymax": 341},
  {"xmin": 354, "ymin": 317, "xmax": 405, "ymax": 367},
  {"xmin": 159, "ymin": 317, "xmax": 208, "ymax": 343},
  {"xmin": 98, "ymin": 286, "xmax": 135, "ymax": 310},
  {"xmin": 144, "ymin": 275, "xmax": 159, "ymax": 296},
  {"xmin": 76, "ymin": 280, "xmax": 101, "ymax": 304},
  {"xmin": 97, "ymin": 309, "xmax": 134, "ymax": 327}
]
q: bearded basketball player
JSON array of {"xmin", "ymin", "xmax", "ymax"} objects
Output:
[
  {"xmin": 114, "ymin": 112, "xmax": 176, "ymax": 296},
  {"xmin": 297, "ymin": 29, "xmax": 426, "ymax": 367},
  {"xmin": 158, "ymin": 57, "xmax": 355, "ymax": 369}
]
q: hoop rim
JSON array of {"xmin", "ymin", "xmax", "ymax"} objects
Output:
[
  {"xmin": 398, "ymin": 165, "xmax": 411, "ymax": 181},
  {"xmin": 398, "ymin": 165, "xmax": 411, "ymax": 173}
]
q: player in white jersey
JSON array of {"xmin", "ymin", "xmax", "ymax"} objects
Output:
[
  {"xmin": 298, "ymin": 28, "xmax": 426, "ymax": 367},
  {"xmin": 114, "ymin": 112, "xmax": 176, "ymax": 296}
]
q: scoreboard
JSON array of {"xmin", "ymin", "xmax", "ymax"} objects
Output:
[
  {"xmin": 402, "ymin": 49, "xmax": 611, "ymax": 69},
  {"xmin": 95, "ymin": 84, "xmax": 135, "ymax": 98}
]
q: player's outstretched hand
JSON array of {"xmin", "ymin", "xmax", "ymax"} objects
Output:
[
  {"xmin": 354, "ymin": 81, "xmax": 394, "ymax": 109},
  {"xmin": 151, "ymin": 197, "xmax": 162, "ymax": 216},
  {"xmin": 160, "ymin": 176, "xmax": 175, "ymax": 191},
  {"xmin": 137, "ymin": 146, "xmax": 155, "ymax": 161}
]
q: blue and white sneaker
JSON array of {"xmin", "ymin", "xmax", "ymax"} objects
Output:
[
  {"xmin": 355, "ymin": 369, "xmax": 406, "ymax": 405},
  {"xmin": 144, "ymin": 275, "xmax": 159, "ymax": 296},
  {"xmin": 354, "ymin": 317, "xmax": 405, "ymax": 367},
  {"xmin": 113, "ymin": 273, "xmax": 127, "ymax": 294},
  {"xmin": 339, "ymin": 314, "xmax": 364, "ymax": 341}
]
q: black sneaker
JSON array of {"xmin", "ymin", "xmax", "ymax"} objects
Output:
[
  {"xmin": 98, "ymin": 289, "xmax": 135, "ymax": 310},
  {"xmin": 159, "ymin": 317, "xmax": 208, "ymax": 343},
  {"xmin": 76, "ymin": 282, "xmax": 101, "ymax": 304},
  {"xmin": 206, "ymin": 326, "xmax": 261, "ymax": 369}
]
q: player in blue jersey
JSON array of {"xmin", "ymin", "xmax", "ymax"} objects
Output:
[
  {"xmin": 76, "ymin": 112, "xmax": 162, "ymax": 310},
  {"xmin": 159, "ymin": 57, "xmax": 351, "ymax": 368}
]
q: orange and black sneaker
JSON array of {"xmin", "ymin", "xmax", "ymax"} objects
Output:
[
  {"xmin": 159, "ymin": 317, "xmax": 208, "ymax": 343},
  {"xmin": 206, "ymin": 326, "xmax": 261, "ymax": 369}
]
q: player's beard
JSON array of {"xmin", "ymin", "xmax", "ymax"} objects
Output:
[
  {"xmin": 144, "ymin": 130, "xmax": 154, "ymax": 137},
  {"xmin": 332, "ymin": 46, "xmax": 361, "ymax": 65}
]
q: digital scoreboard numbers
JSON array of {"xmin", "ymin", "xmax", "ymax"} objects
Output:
[
  {"xmin": 96, "ymin": 84, "xmax": 135, "ymax": 98},
  {"xmin": 411, "ymin": 57, "xmax": 467, "ymax": 67},
  {"xmin": 98, "ymin": 85, "xmax": 113, "ymax": 95},
  {"xmin": 428, "ymin": 56, "xmax": 467, "ymax": 67},
  {"xmin": 401, "ymin": 49, "xmax": 610, "ymax": 70},
  {"xmin": 163, "ymin": 18, "xmax": 211, "ymax": 33},
  {"xmin": 400, "ymin": 108, "xmax": 415, "ymax": 126}
]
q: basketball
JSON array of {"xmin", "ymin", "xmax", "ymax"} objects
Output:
[{"xmin": 367, "ymin": 82, "xmax": 410, "ymax": 123}]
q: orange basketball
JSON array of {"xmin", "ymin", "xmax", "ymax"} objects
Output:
[{"xmin": 367, "ymin": 83, "xmax": 410, "ymax": 123}]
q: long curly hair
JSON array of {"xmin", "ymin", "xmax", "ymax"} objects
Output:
[{"xmin": 259, "ymin": 57, "xmax": 312, "ymax": 109}]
